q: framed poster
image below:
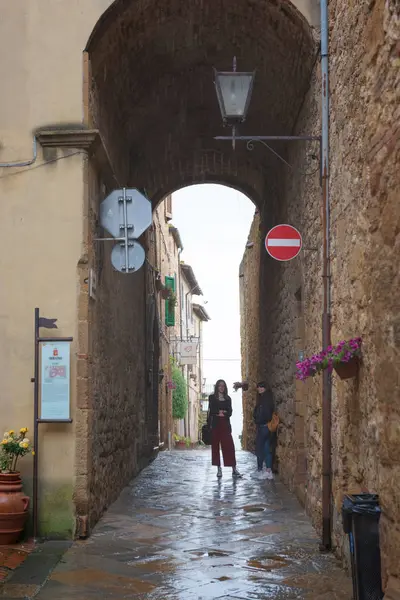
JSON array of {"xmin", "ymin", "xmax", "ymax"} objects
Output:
[{"xmin": 40, "ymin": 342, "xmax": 71, "ymax": 420}]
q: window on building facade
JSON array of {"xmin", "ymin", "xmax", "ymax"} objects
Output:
[
  {"xmin": 165, "ymin": 275, "xmax": 176, "ymax": 327},
  {"xmin": 165, "ymin": 195, "xmax": 172, "ymax": 221}
]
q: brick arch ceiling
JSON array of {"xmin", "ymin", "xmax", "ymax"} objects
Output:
[{"xmin": 86, "ymin": 0, "xmax": 315, "ymax": 209}]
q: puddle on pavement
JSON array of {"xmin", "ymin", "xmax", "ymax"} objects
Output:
[
  {"xmin": 127, "ymin": 558, "xmax": 178, "ymax": 573},
  {"xmin": 207, "ymin": 550, "xmax": 231, "ymax": 558},
  {"xmin": 125, "ymin": 555, "xmax": 177, "ymax": 572},
  {"xmin": 243, "ymin": 506, "xmax": 267, "ymax": 513},
  {"xmin": 246, "ymin": 554, "xmax": 290, "ymax": 572},
  {"xmin": 186, "ymin": 549, "xmax": 232, "ymax": 558}
]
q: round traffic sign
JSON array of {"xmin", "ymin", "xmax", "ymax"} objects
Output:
[
  {"xmin": 111, "ymin": 241, "xmax": 145, "ymax": 273},
  {"xmin": 265, "ymin": 224, "xmax": 302, "ymax": 261}
]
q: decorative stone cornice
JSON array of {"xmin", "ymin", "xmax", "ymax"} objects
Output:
[
  {"xmin": 36, "ymin": 129, "xmax": 99, "ymax": 150},
  {"xmin": 36, "ymin": 128, "xmax": 118, "ymax": 187}
]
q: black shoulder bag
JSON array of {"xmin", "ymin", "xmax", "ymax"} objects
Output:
[{"xmin": 201, "ymin": 400, "xmax": 212, "ymax": 445}]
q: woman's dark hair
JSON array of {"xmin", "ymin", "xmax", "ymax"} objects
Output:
[
  {"xmin": 256, "ymin": 386, "xmax": 273, "ymax": 404},
  {"xmin": 214, "ymin": 379, "xmax": 228, "ymax": 398}
]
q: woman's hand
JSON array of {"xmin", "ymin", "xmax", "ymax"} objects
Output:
[{"xmin": 218, "ymin": 410, "xmax": 225, "ymax": 417}]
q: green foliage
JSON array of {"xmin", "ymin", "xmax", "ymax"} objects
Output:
[
  {"xmin": 168, "ymin": 290, "xmax": 178, "ymax": 307},
  {"xmin": 174, "ymin": 434, "xmax": 191, "ymax": 447},
  {"xmin": 0, "ymin": 427, "xmax": 33, "ymax": 472},
  {"xmin": 172, "ymin": 364, "xmax": 188, "ymax": 420}
]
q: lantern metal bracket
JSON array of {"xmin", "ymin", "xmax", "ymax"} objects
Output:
[{"xmin": 214, "ymin": 134, "xmax": 322, "ymax": 178}]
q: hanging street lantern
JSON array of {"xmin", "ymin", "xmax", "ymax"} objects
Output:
[{"xmin": 214, "ymin": 57, "xmax": 255, "ymax": 149}]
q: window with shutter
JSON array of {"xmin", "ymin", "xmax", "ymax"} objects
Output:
[
  {"xmin": 165, "ymin": 275, "xmax": 176, "ymax": 327},
  {"xmin": 165, "ymin": 195, "xmax": 173, "ymax": 221}
]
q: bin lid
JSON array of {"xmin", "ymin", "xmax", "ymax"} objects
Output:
[{"xmin": 343, "ymin": 494, "xmax": 381, "ymax": 516}]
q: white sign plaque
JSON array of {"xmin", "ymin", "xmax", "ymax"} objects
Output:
[
  {"xmin": 179, "ymin": 342, "xmax": 198, "ymax": 365},
  {"xmin": 40, "ymin": 342, "xmax": 71, "ymax": 420}
]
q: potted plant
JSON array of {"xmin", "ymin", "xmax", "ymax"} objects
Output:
[
  {"xmin": 168, "ymin": 290, "xmax": 178, "ymax": 308},
  {"xmin": 0, "ymin": 428, "xmax": 33, "ymax": 544},
  {"xmin": 174, "ymin": 434, "xmax": 191, "ymax": 449},
  {"xmin": 296, "ymin": 337, "xmax": 362, "ymax": 381}
]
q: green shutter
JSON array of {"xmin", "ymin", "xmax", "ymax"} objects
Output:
[{"xmin": 165, "ymin": 276, "xmax": 176, "ymax": 327}]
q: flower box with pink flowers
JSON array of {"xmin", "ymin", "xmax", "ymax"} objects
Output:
[{"xmin": 296, "ymin": 337, "xmax": 362, "ymax": 381}]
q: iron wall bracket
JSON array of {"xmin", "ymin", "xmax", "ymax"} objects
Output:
[{"xmin": 214, "ymin": 134, "xmax": 322, "ymax": 179}]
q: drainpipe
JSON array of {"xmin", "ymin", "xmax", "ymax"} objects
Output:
[
  {"xmin": 320, "ymin": 0, "xmax": 332, "ymax": 552},
  {"xmin": 184, "ymin": 284, "xmax": 199, "ymax": 441},
  {"xmin": 178, "ymin": 249, "xmax": 183, "ymax": 342},
  {"xmin": 177, "ymin": 255, "xmax": 188, "ymax": 437},
  {"xmin": 0, "ymin": 136, "xmax": 37, "ymax": 168},
  {"xmin": 176, "ymin": 249, "xmax": 183, "ymax": 438},
  {"xmin": 198, "ymin": 321, "xmax": 203, "ymax": 425},
  {"xmin": 186, "ymin": 367, "xmax": 190, "ymax": 440}
]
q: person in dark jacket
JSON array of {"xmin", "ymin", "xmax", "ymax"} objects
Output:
[
  {"xmin": 208, "ymin": 379, "xmax": 242, "ymax": 479},
  {"xmin": 253, "ymin": 381, "xmax": 275, "ymax": 480}
]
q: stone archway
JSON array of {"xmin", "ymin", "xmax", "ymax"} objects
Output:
[
  {"xmin": 85, "ymin": 0, "xmax": 316, "ymax": 203},
  {"xmin": 75, "ymin": 0, "xmax": 317, "ymax": 534}
]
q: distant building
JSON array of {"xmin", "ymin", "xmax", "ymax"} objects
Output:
[
  {"xmin": 153, "ymin": 196, "xmax": 210, "ymax": 446},
  {"xmin": 152, "ymin": 194, "xmax": 182, "ymax": 449}
]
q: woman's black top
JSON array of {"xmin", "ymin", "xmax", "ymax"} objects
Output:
[
  {"xmin": 207, "ymin": 394, "xmax": 233, "ymax": 431},
  {"xmin": 253, "ymin": 391, "xmax": 275, "ymax": 427}
]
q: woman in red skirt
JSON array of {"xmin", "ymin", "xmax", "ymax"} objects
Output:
[{"xmin": 207, "ymin": 380, "xmax": 242, "ymax": 479}]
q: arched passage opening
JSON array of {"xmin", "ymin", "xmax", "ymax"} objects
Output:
[
  {"xmin": 153, "ymin": 183, "xmax": 255, "ymax": 454},
  {"xmin": 77, "ymin": 0, "xmax": 318, "ymax": 532}
]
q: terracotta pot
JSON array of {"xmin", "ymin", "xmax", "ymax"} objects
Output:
[
  {"xmin": 0, "ymin": 473, "xmax": 30, "ymax": 544},
  {"xmin": 0, "ymin": 512, "xmax": 29, "ymax": 545},
  {"xmin": 175, "ymin": 441, "xmax": 186, "ymax": 449},
  {"xmin": 334, "ymin": 357, "xmax": 359, "ymax": 380}
]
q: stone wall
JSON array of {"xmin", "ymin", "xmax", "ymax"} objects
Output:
[
  {"xmin": 328, "ymin": 0, "xmax": 399, "ymax": 586},
  {"xmin": 75, "ymin": 160, "xmax": 156, "ymax": 532},
  {"xmin": 239, "ymin": 212, "xmax": 261, "ymax": 451},
  {"xmin": 241, "ymin": 0, "xmax": 400, "ymax": 588}
]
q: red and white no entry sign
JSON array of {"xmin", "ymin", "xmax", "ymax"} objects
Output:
[{"xmin": 265, "ymin": 224, "xmax": 302, "ymax": 261}]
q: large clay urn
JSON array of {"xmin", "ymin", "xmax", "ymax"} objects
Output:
[{"xmin": 0, "ymin": 472, "xmax": 30, "ymax": 544}]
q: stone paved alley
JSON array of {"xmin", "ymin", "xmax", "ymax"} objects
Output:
[{"xmin": 9, "ymin": 451, "xmax": 352, "ymax": 599}]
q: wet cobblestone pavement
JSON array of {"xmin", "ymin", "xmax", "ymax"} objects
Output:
[{"xmin": 32, "ymin": 451, "xmax": 351, "ymax": 599}]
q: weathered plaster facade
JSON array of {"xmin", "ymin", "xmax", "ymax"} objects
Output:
[
  {"xmin": 177, "ymin": 263, "xmax": 203, "ymax": 442},
  {"xmin": 152, "ymin": 195, "xmax": 180, "ymax": 450},
  {"xmin": 192, "ymin": 304, "xmax": 210, "ymax": 442},
  {"xmin": 0, "ymin": 0, "xmax": 122, "ymax": 538}
]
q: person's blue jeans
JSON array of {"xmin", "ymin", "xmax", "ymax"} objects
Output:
[{"xmin": 255, "ymin": 425, "xmax": 273, "ymax": 470}]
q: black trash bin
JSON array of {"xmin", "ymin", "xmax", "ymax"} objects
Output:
[{"xmin": 342, "ymin": 494, "xmax": 384, "ymax": 600}]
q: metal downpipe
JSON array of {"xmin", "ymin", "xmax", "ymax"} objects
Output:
[{"xmin": 320, "ymin": 0, "xmax": 332, "ymax": 552}]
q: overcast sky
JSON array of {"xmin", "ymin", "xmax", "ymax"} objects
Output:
[{"xmin": 172, "ymin": 184, "xmax": 255, "ymax": 445}]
